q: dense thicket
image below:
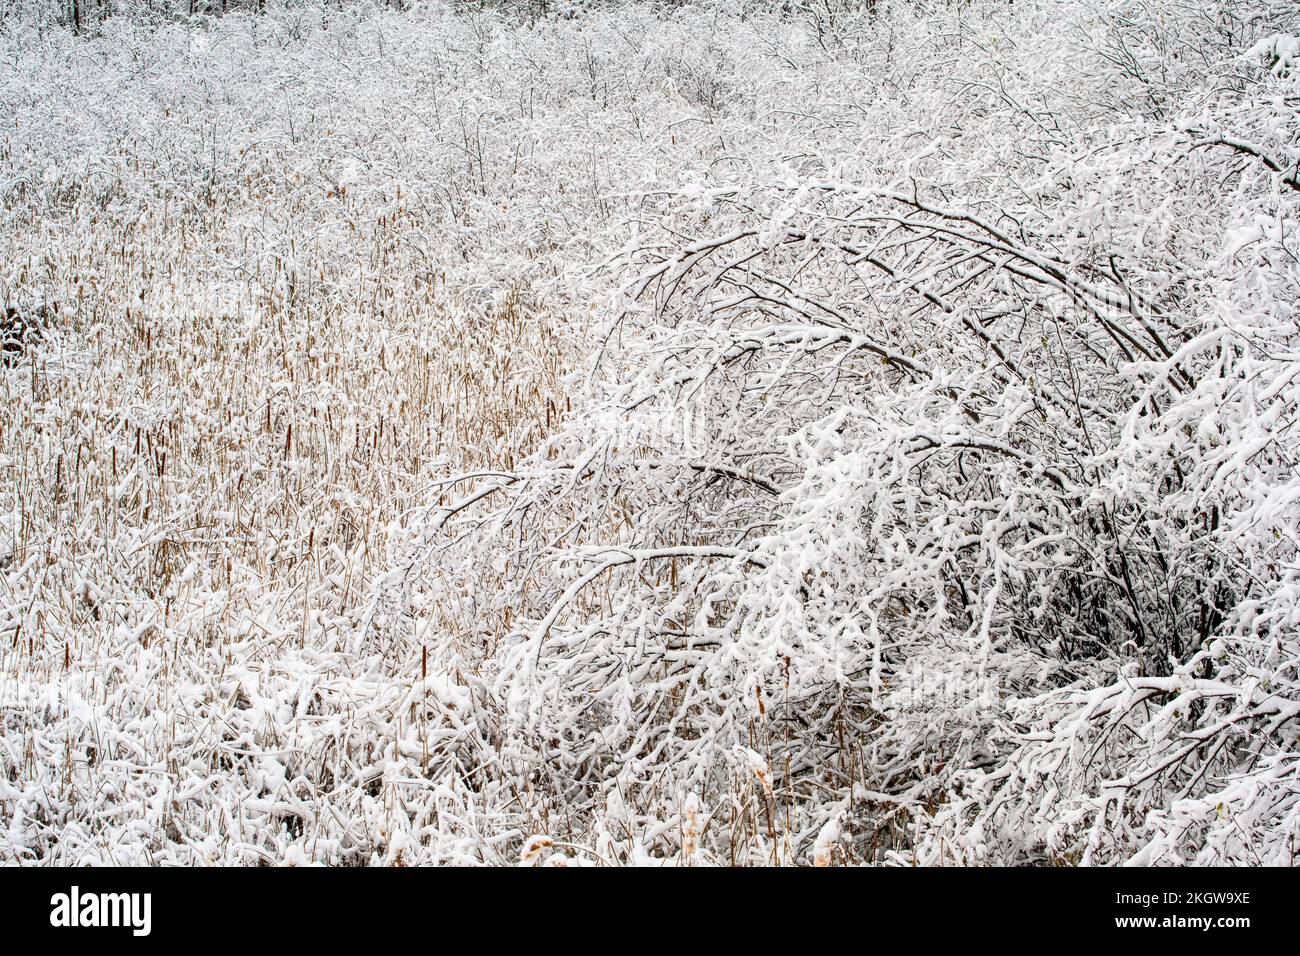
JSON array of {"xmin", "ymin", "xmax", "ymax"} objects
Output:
[{"xmin": 2, "ymin": 0, "xmax": 1297, "ymax": 865}]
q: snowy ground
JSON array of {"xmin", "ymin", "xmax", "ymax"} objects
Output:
[{"xmin": 1, "ymin": 1, "xmax": 1298, "ymax": 865}]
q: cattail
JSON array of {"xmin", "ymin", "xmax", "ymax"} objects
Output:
[
  {"xmin": 812, "ymin": 817, "xmax": 842, "ymax": 868},
  {"xmin": 519, "ymin": 835, "xmax": 554, "ymax": 867},
  {"xmin": 738, "ymin": 746, "xmax": 773, "ymax": 799},
  {"xmin": 682, "ymin": 793, "xmax": 701, "ymax": 863}
]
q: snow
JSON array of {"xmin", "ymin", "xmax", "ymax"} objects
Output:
[{"xmin": 0, "ymin": 0, "xmax": 1297, "ymax": 867}]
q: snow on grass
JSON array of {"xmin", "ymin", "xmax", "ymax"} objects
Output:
[{"xmin": 2, "ymin": 0, "xmax": 1298, "ymax": 865}]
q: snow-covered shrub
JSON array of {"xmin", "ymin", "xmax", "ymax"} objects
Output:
[{"xmin": 379, "ymin": 1, "xmax": 1300, "ymax": 864}]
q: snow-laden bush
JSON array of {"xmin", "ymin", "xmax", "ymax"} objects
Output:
[{"xmin": 373, "ymin": 3, "xmax": 1300, "ymax": 864}]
